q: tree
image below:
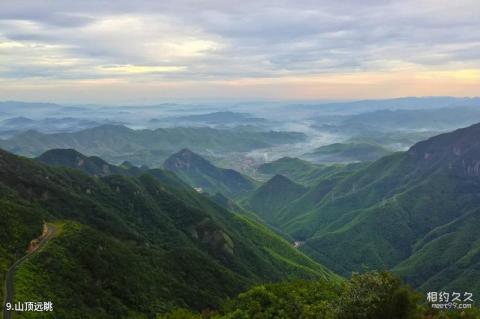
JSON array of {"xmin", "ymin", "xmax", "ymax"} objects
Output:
[{"xmin": 338, "ymin": 271, "xmax": 421, "ymax": 319}]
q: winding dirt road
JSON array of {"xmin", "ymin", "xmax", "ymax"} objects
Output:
[{"xmin": 2, "ymin": 224, "xmax": 56, "ymax": 319}]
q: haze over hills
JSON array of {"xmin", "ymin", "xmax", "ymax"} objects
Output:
[
  {"xmin": 312, "ymin": 106, "xmax": 480, "ymax": 132},
  {"xmin": 340, "ymin": 106, "xmax": 480, "ymax": 131},
  {"xmin": 2, "ymin": 0, "xmax": 480, "ymax": 314},
  {"xmin": 0, "ymin": 117, "xmax": 117, "ymax": 138},
  {"xmin": 0, "ymin": 125, "xmax": 306, "ymax": 167},
  {"xmin": 1, "ymin": 99, "xmax": 479, "ymax": 173},
  {"xmin": 257, "ymin": 157, "xmax": 368, "ymax": 186},
  {"xmin": 0, "ymin": 147, "xmax": 337, "ymax": 317},
  {"xmin": 2, "ymin": 98, "xmax": 480, "ymax": 317},
  {"xmin": 303, "ymin": 143, "xmax": 392, "ymax": 163},
  {"xmin": 248, "ymin": 122, "xmax": 480, "ymax": 297},
  {"xmin": 297, "ymin": 97, "xmax": 480, "ymax": 116},
  {"xmin": 164, "ymin": 149, "xmax": 258, "ymax": 198},
  {"xmin": 309, "ymin": 105, "xmax": 480, "ymax": 153},
  {"xmin": 150, "ymin": 111, "xmax": 268, "ymax": 128}
]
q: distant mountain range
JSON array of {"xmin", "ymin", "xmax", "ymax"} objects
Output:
[
  {"xmin": 312, "ymin": 106, "xmax": 480, "ymax": 138},
  {"xmin": 0, "ymin": 117, "xmax": 115, "ymax": 138},
  {"xmin": 0, "ymin": 101, "xmax": 63, "ymax": 111},
  {"xmin": 300, "ymin": 97, "xmax": 480, "ymax": 115},
  {"xmin": 0, "ymin": 125, "xmax": 306, "ymax": 167},
  {"xmin": 150, "ymin": 111, "xmax": 268, "ymax": 127},
  {"xmin": 2, "ymin": 98, "xmax": 480, "ymax": 317}
]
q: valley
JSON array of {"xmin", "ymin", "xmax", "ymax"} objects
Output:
[{"xmin": 1, "ymin": 98, "xmax": 480, "ymax": 318}]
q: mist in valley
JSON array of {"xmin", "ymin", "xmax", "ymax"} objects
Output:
[{"xmin": 2, "ymin": 97, "xmax": 480, "ymax": 178}]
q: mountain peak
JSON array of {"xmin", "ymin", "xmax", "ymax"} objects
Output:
[
  {"xmin": 407, "ymin": 122, "xmax": 480, "ymax": 176},
  {"xmin": 178, "ymin": 148, "xmax": 195, "ymax": 156},
  {"xmin": 164, "ymin": 148, "xmax": 212, "ymax": 171},
  {"xmin": 269, "ymin": 174, "xmax": 295, "ymax": 184},
  {"xmin": 36, "ymin": 148, "xmax": 118, "ymax": 176},
  {"xmin": 37, "ymin": 148, "xmax": 88, "ymax": 162},
  {"xmin": 164, "ymin": 149, "xmax": 256, "ymax": 197},
  {"xmin": 264, "ymin": 174, "xmax": 306, "ymax": 193},
  {"xmin": 245, "ymin": 174, "xmax": 307, "ymax": 224}
]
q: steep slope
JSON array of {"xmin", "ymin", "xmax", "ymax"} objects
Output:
[
  {"xmin": 273, "ymin": 123, "xmax": 480, "ymax": 296},
  {"xmin": 36, "ymin": 148, "xmax": 128, "ymax": 176},
  {"xmin": 0, "ymin": 148, "xmax": 336, "ymax": 317},
  {"xmin": 257, "ymin": 157, "xmax": 368, "ymax": 186},
  {"xmin": 244, "ymin": 175, "xmax": 307, "ymax": 225},
  {"xmin": 0, "ymin": 124, "xmax": 305, "ymax": 167},
  {"xmin": 36, "ymin": 148, "xmax": 190, "ymax": 190},
  {"xmin": 164, "ymin": 149, "xmax": 258, "ymax": 198},
  {"xmin": 303, "ymin": 143, "xmax": 392, "ymax": 163}
]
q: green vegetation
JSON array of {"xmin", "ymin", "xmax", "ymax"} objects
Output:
[
  {"xmin": 345, "ymin": 130, "xmax": 440, "ymax": 150},
  {"xmin": 0, "ymin": 199, "xmax": 44, "ymax": 304},
  {"xmin": 256, "ymin": 157, "xmax": 367, "ymax": 186},
  {"xmin": 3, "ymin": 121, "xmax": 480, "ymax": 318},
  {"xmin": 304, "ymin": 143, "xmax": 392, "ymax": 163},
  {"xmin": 248, "ymin": 123, "xmax": 480, "ymax": 298},
  {"xmin": 0, "ymin": 125, "xmax": 306, "ymax": 167},
  {"xmin": 37, "ymin": 148, "xmax": 190, "ymax": 191},
  {"xmin": 0, "ymin": 148, "xmax": 336, "ymax": 317},
  {"xmin": 164, "ymin": 149, "xmax": 258, "ymax": 198},
  {"xmin": 158, "ymin": 271, "xmax": 480, "ymax": 319},
  {"xmin": 36, "ymin": 148, "xmax": 131, "ymax": 177},
  {"xmin": 243, "ymin": 175, "xmax": 307, "ymax": 225}
]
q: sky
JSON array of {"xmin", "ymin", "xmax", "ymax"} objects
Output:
[{"xmin": 0, "ymin": 0, "xmax": 479, "ymax": 103}]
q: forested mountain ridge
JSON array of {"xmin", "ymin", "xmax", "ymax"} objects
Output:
[
  {"xmin": 36, "ymin": 148, "xmax": 191, "ymax": 191},
  {"xmin": 248, "ymin": 123, "xmax": 480, "ymax": 297},
  {"xmin": 257, "ymin": 157, "xmax": 368, "ymax": 186},
  {"xmin": 0, "ymin": 124, "xmax": 306, "ymax": 167},
  {"xmin": 244, "ymin": 174, "xmax": 307, "ymax": 224},
  {"xmin": 36, "ymin": 148, "xmax": 131, "ymax": 177},
  {"xmin": 303, "ymin": 142, "xmax": 392, "ymax": 163},
  {"xmin": 164, "ymin": 149, "xmax": 258, "ymax": 198},
  {"xmin": 0, "ymin": 148, "xmax": 337, "ymax": 318}
]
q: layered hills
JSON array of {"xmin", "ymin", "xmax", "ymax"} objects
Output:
[
  {"xmin": 4, "ymin": 118, "xmax": 480, "ymax": 315},
  {"xmin": 0, "ymin": 148, "xmax": 336, "ymax": 317},
  {"xmin": 303, "ymin": 143, "xmax": 392, "ymax": 163},
  {"xmin": 247, "ymin": 123, "xmax": 480, "ymax": 297},
  {"xmin": 164, "ymin": 149, "xmax": 257, "ymax": 198},
  {"xmin": 0, "ymin": 125, "xmax": 306, "ymax": 167}
]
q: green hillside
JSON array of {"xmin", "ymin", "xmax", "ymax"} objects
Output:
[
  {"xmin": 0, "ymin": 125, "xmax": 306, "ymax": 167},
  {"xmin": 249, "ymin": 123, "xmax": 480, "ymax": 297},
  {"xmin": 0, "ymin": 148, "xmax": 338, "ymax": 318},
  {"xmin": 159, "ymin": 271, "xmax": 480, "ymax": 319},
  {"xmin": 244, "ymin": 175, "xmax": 307, "ymax": 225},
  {"xmin": 164, "ymin": 149, "xmax": 258, "ymax": 198},
  {"xmin": 37, "ymin": 148, "xmax": 190, "ymax": 191},
  {"xmin": 36, "ymin": 148, "xmax": 131, "ymax": 177},
  {"xmin": 304, "ymin": 142, "xmax": 392, "ymax": 163},
  {"xmin": 257, "ymin": 156, "xmax": 367, "ymax": 186}
]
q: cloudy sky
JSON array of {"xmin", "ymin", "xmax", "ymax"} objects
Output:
[{"xmin": 0, "ymin": 0, "xmax": 479, "ymax": 103}]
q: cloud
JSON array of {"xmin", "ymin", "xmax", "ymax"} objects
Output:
[{"xmin": 0, "ymin": 0, "xmax": 479, "ymax": 101}]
